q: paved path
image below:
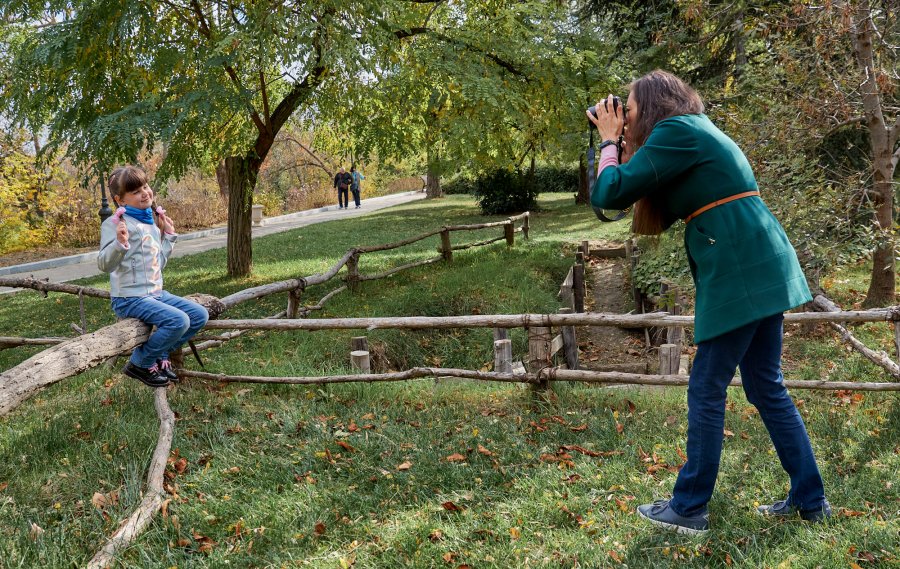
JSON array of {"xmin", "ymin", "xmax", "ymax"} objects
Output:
[{"xmin": 1, "ymin": 191, "xmax": 426, "ymax": 294}]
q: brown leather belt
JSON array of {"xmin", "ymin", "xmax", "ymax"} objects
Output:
[{"xmin": 683, "ymin": 191, "xmax": 760, "ymax": 223}]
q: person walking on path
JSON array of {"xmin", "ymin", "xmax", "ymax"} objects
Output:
[
  {"xmin": 588, "ymin": 70, "xmax": 830, "ymax": 535},
  {"xmin": 98, "ymin": 166, "xmax": 209, "ymax": 388},
  {"xmin": 350, "ymin": 165, "xmax": 365, "ymax": 209},
  {"xmin": 334, "ymin": 167, "xmax": 352, "ymax": 209}
]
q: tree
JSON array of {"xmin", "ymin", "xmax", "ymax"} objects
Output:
[{"xmin": 1, "ymin": 0, "xmax": 573, "ymax": 276}]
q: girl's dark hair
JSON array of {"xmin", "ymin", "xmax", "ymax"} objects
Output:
[
  {"xmin": 627, "ymin": 70, "xmax": 704, "ymax": 149},
  {"xmin": 626, "ymin": 70, "xmax": 704, "ymax": 235},
  {"xmin": 108, "ymin": 166, "xmax": 148, "ymax": 206}
]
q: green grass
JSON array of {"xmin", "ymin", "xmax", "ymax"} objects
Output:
[{"xmin": 0, "ymin": 195, "xmax": 897, "ymax": 568}]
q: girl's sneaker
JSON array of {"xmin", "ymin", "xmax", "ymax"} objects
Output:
[
  {"xmin": 156, "ymin": 359, "xmax": 180, "ymax": 382},
  {"xmin": 123, "ymin": 362, "xmax": 169, "ymax": 388}
]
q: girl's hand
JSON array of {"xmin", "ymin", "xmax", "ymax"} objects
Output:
[
  {"xmin": 156, "ymin": 207, "xmax": 175, "ymax": 234},
  {"xmin": 586, "ymin": 95, "xmax": 624, "ymax": 144},
  {"xmin": 116, "ymin": 220, "xmax": 129, "ymax": 245}
]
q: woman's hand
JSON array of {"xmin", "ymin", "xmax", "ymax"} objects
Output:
[{"xmin": 586, "ymin": 95, "xmax": 624, "ymax": 144}]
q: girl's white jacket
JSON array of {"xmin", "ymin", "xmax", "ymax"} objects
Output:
[{"xmin": 97, "ymin": 215, "xmax": 176, "ymax": 297}]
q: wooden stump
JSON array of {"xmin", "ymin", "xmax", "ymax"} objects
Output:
[
  {"xmin": 351, "ymin": 350, "xmax": 371, "ymax": 373},
  {"xmin": 351, "ymin": 336, "xmax": 369, "ymax": 352},
  {"xmin": 659, "ymin": 343, "xmax": 680, "ymax": 376},
  {"xmin": 440, "ymin": 229, "xmax": 453, "ymax": 262},
  {"xmin": 504, "ymin": 221, "xmax": 515, "ymax": 247},
  {"xmin": 494, "ymin": 339, "xmax": 512, "ymax": 373}
]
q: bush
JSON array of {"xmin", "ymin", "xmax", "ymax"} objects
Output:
[
  {"xmin": 442, "ymin": 175, "xmax": 476, "ymax": 195},
  {"xmin": 473, "ymin": 168, "xmax": 539, "ymax": 215},
  {"xmin": 533, "ymin": 165, "xmax": 579, "ymax": 193}
]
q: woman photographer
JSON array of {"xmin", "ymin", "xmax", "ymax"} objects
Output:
[{"xmin": 587, "ymin": 70, "xmax": 830, "ymax": 535}]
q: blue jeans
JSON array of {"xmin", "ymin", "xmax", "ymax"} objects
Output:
[
  {"xmin": 351, "ymin": 187, "xmax": 361, "ymax": 207},
  {"xmin": 111, "ymin": 291, "xmax": 209, "ymax": 368},
  {"xmin": 669, "ymin": 313, "xmax": 826, "ymax": 517},
  {"xmin": 338, "ymin": 187, "xmax": 349, "ymax": 208}
]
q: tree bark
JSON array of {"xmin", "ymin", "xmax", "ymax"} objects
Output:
[
  {"xmin": 222, "ymin": 155, "xmax": 259, "ymax": 277},
  {"xmin": 576, "ymin": 153, "xmax": 590, "ymax": 205},
  {"xmin": 852, "ymin": 0, "xmax": 896, "ymax": 306},
  {"xmin": 426, "ymin": 143, "xmax": 442, "ymax": 199}
]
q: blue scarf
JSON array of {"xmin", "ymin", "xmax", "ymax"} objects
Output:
[{"xmin": 124, "ymin": 206, "xmax": 154, "ymax": 225}]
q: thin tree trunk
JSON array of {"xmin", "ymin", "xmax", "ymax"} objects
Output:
[
  {"xmin": 426, "ymin": 143, "xmax": 442, "ymax": 199},
  {"xmin": 852, "ymin": 0, "xmax": 896, "ymax": 306},
  {"xmin": 222, "ymin": 156, "xmax": 258, "ymax": 277},
  {"xmin": 576, "ymin": 153, "xmax": 590, "ymax": 205}
]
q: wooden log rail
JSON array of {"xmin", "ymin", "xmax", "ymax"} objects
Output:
[
  {"xmin": 203, "ymin": 306, "xmax": 900, "ymax": 332},
  {"xmin": 177, "ymin": 367, "xmax": 900, "ymax": 392}
]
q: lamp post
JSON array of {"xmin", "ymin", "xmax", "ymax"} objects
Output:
[{"xmin": 98, "ymin": 173, "xmax": 112, "ymax": 223}]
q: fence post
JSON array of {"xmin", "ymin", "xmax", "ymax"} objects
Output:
[
  {"xmin": 528, "ymin": 326, "xmax": 552, "ymax": 392},
  {"xmin": 494, "ymin": 339, "xmax": 512, "ymax": 373},
  {"xmin": 625, "ymin": 239, "xmax": 643, "ymax": 313},
  {"xmin": 493, "ymin": 328, "xmax": 509, "ymax": 342},
  {"xmin": 440, "ymin": 228, "xmax": 453, "ymax": 262},
  {"xmin": 346, "ymin": 251, "xmax": 361, "ymax": 292},
  {"xmin": 894, "ymin": 321, "xmax": 900, "ymax": 362},
  {"xmin": 666, "ymin": 284, "xmax": 684, "ymax": 351},
  {"xmin": 581, "ymin": 240, "xmax": 590, "ymax": 258},
  {"xmin": 351, "ymin": 336, "xmax": 368, "ymax": 353},
  {"xmin": 504, "ymin": 220, "xmax": 515, "ymax": 247},
  {"xmin": 522, "ymin": 213, "xmax": 530, "ymax": 240},
  {"xmin": 559, "ymin": 307, "xmax": 578, "ymax": 370},
  {"xmin": 351, "ymin": 350, "xmax": 371, "ymax": 373},
  {"xmin": 659, "ymin": 343, "xmax": 680, "ymax": 375},
  {"xmin": 573, "ymin": 263, "xmax": 585, "ymax": 313},
  {"xmin": 287, "ymin": 289, "xmax": 302, "ymax": 319}
]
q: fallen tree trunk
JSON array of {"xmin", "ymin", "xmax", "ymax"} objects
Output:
[
  {"xmin": 0, "ymin": 319, "xmax": 151, "ymax": 416},
  {"xmin": 812, "ymin": 295, "xmax": 900, "ymax": 380},
  {"xmin": 0, "ymin": 294, "xmax": 223, "ymax": 418},
  {"xmin": 0, "ymin": 336, "xmax": 67, "ymax": 350},
  {"xmin": 87, "ymin": 388, "xmax": 174, "ymax": 568}
]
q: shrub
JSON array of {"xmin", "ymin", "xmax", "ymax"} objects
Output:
[
  {"xmin": 533, "ymin": 165, "xmax": 579, "ymax": 193},
  {"xmin": 473, "ymin": 168, "xmax": 538, "ymax": 215}
]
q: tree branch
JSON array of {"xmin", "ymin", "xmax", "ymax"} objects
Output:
[
  {"xmin": 189, "ymin": 0, "xmax": 266, "ymax": 135},
  {"xmin": 394, "ymin": 27, "xmax": 525, "ymax": 77}
]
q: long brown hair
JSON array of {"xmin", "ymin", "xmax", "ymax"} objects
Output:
[
  {"xmin": 108, "ymin": 165, "xmax": 165, "ymax": 230},
  {"xmin": 626, "ymin": 70, "xmax": 704, "ymax": 235}
]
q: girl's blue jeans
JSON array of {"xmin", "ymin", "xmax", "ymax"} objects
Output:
[
  {"xmin": 668, "ymin": 313, "xmax": 826, "ymax": 518},
  {"xmin": 111, "ymin": 291, "xmax": 208, "ymax": 368}
]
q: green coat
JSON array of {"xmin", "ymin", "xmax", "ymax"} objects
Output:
[{"xmin": 591, "ymin": 114, "xmax": 811, "ymax": 343}]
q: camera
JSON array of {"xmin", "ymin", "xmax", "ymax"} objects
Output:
[{"xmin": 587, "ymin": 96, "xmax": 621, "ymax": 129}]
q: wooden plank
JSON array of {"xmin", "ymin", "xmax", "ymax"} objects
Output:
[
  {"xmin": 550, "ymin": 333, "xmax": 564, "ymax": 356},
  {"xmin": 588, "ymin": 247, "xmax": 627, "ymax": 258}
]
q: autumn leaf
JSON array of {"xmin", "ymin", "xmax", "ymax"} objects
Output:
[
  {"xmin": 314, "ymin": 522, "xmax": 326, "ymax": 535},
  {"xmin": 428, "ymin": 529, "xmax": 444, "ymax": 542},
  {"xmin": 608, "ymin": 550, "xmax": 623, "ymax": 563},
  {"xmin": 192, "ymin": 530, "xmax": 217, "ymax": 553},
  {"xmin": 441, "ymin": 501, "xmax": 465, "ymax": 512},
  {"xmin": 477, "ymin": 445, "xmax": 494, "ymax": 457},
  {"xmin": 445, "ymin": 453, "xmax": 467, "ymax": 462},
  {"xmin": 397, "ymin": 461, "xmax": 413, "ymax": 471},
  {"xmin": 91, "ymin": 490, "xmax": 119, "ymax": 510},
  {"xmin": 723, "ymin": 429, "xmax": 735, "ymax": 438},
  {"xmin": 173, "ymin": 457, "xmax": 188, "ymax": 474},
  {"xmin": 615, "ymin": 422, "xmax": 624, "ymax": 434},
  {"xmin": 29, "ymin": 522, "xmax": 44, "ymax": 541},
  {"xmin": 442, "ymin": 552, "xmax": 457, "ymax": 563},
  {"xmin": 336, "ymin": 441, "xmax": 356, "ymax": 452},
  {"xmin": 569, "ymin": 423, "xmax": 588, "ymax": 432},
  {"xmin": 509, "ymin": 527, "xmax": 521, "ymax": 539},
  {"xmin": 0, "ymin": 482, "xmax": 7, "ymax": 492}
]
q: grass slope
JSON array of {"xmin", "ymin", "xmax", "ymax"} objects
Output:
[{"xmin": 0, "ymin": 195, "xmax": 896, "ymax": 568}]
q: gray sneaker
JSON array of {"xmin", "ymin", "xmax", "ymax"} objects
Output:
[
  {"xmin": 637, "ymin": 500, "xmax": 709, "ymax": 535},
  {"xmin": 757, "ymin": 499, "xmax": 832, "ymax": 523}
]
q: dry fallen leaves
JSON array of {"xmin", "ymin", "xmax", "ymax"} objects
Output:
[
  {"xmin": 441, "ymin": 501, "xmax": 465, "ymax": 512},
  {"xmin": 91, "ymin": 490, "xmax": 119, "ymax": 510},
  {"xmin": 335, "ymin": 441, "xmax": 356, "ymax": 452},
  {"xmin": 397, "ymin": 461, "xmax": 413, "ymax": 471},
  {"xmin": 314, "ymin": 522, "xmax": 327, "ymax": 535},
  {"xmin": 476, "ymin": 445, "xmax": 494, "ymax": 457},
  {"xmin": 445, "ymin": 453, "xmax": 467, "ymax": 463}
]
